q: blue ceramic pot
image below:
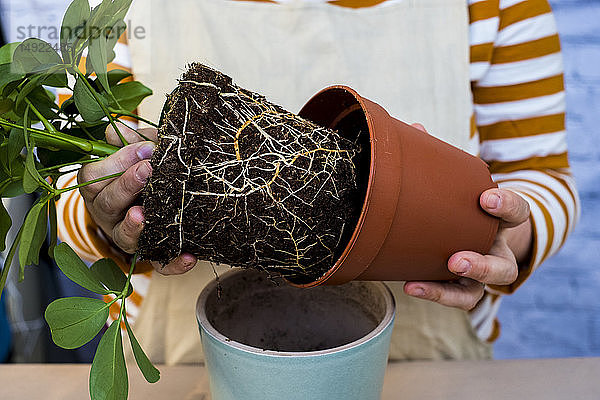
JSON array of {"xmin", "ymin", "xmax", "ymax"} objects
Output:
[{"xmin": 196, "ymin": 269, "xmax": 395, "ymax": 400}]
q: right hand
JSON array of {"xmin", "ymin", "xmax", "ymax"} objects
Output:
[{"xmin": 77, "ymin": 122, "xmax": 197, "ymax": 275}]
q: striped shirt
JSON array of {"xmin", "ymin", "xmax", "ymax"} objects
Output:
[{"xmin": 55, "ymin": 0, "xmax": 580, "ymax": 342}]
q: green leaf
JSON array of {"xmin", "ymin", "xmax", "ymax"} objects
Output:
[
  {"xmin": 37, "ymin": 148, "xmax": 86, "ymax": 168},
  {"xmin": 0, "ymin": 63, "xmax": 25, "ymax": 91},
  {"xmin": 59, "ymin": 96, "xmax": 78, "ymax": 117},
  {"xmin": 45, "ymin": 297, "xmax": 109, "ymax": 349},
  {"xmin": 89, "ymin": 33, "xmax": 110, "ymax": 93},
  {"xmin": 48, "ymin": 200, "xmax": 58, "ymax": 257},
  {"xmin": 85, "ymin": 53, "xmax": 94, "ymax": 77},
  {"xmin": 19, "ymin": 86, "xmax": 60, "ymax": 120},
  {"xmin": 90, "ymin": 320, "xmax": 128, "ymax": 400},
  {"xmin": 61, "ymin": 0, "xmax": 91, "ymax": 64},
  {"xmin": 107, "ymin": 0, "xmax": 133, "ymax": 30},
  {"xmin": 0, "ymin": 225, "xmax": 23, "ymax": 297},
  {"xmin": 109, "ymin": 81, "xmax": 152, "ymax": 113},
  {"xmin": 83, "ymin": 121, "xmax": 110, "ymax": 140},
  {"xmin": 54, "ymin": 242, "xmax": 110, "ymax": 295},
  {"xmin": 7, "ymin": 128, "xmax": 24, "ymax": 163},
  {"xmin": 106, "ymin": 20, "xmax": 126, "ymax": 64},
  {"xmin": 0, "ymin": 42, "xmax": 21, "ymax": 64},
  {"xmin": 107, "ymin": 69, "xmax": 132, "ymax": 87},
  {"xmin": 26, "ymin": 64, "xmax": 68, "ymax": 89},
  {"xmin": 13, "ymin": 38, "xmax": 62, "ymax": 70},
  {"xmin": 74, "ymin": 76, "xmax": 107, "ymax": 122},
  {"xmin": 23, "ymin": 149, "xmax": 41, "ymax": 193},
  {"xmin": 2, "ymin": 80, "xmax": 22, "ymax": 98},
  {"xmin": 57, "ymin": 121, "xmax": 110, "ymax": 142},
  {"xmin": 2, "ymin": 182, "xmax": 24, "ymax": 198},
  {"xmin": 89, "ymin": 0, "xmax": 132, "ymax": 42},
  {"xmin": 18, "ymin": 199, "xmax": 48, "ymax": 272},
  {"xmin": 91, "ymin": 258, "xmax": 130, "ymax": 294},
  {"xmin": 124, "ymin": 317, "xmax": 159, "ymax": 383},
  {"xmin": 15, "ymin": 73, "xmax": 46, "ymax": 110},
  {"xmin": 0, "ymin": 130, "xmax": 7, "ymax": 160},
  {"xmin": 13, "ymin": 39, "xmax": 67, "ymax": 87},
  {"xmin": 0, "ymin": 157, "xmax": 7, "ymax": 180},
  {"xmin": 0, "ymin": 98, "xmax": 14, "ymax": 114},
  {"xmin": 1, "ymin": 159, "xmax": 25, "ymax": 198},
  {"xmin": 0, "ymin": 200, "xmax": 11, "ymax": 252},
  {"xmin": 88, "ymin": 1, "xmax": 113, "ymax": 38}
]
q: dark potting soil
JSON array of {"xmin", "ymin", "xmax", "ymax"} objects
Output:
[
  {"xmin": 204, "ymin": 271, "xmax": 384, "ymax": 352},
  {"xmin": 138, "ymin": 63, "xmax": 365, "ymax": 283}
]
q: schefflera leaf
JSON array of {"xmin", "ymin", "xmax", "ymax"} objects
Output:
[
  {"xmin": 54, "ymin": 242, "xmax": 110, "ymax": 295},
  {"xmin": 13, "ymin": 38, "xmax": 62, "ymax": 70},
  {"xmin": 124, "ymin": 317, "xmax": 160, "ymax": 383},
  {"xmin": 0, "ymin": 200, "xmax": 11, "ymax": 252},
  {"xmin": 45, "ymin": 297, "xmax": 109, "ymax": 349},
  {"xmin": 91, "ymin": 258, "xmax": 132, "ymax": 296},
  {"xmin": 90, "ymin": 320, "xmax": 128, "ymax": 400},
  {"xmin": 108, "ymin": 81, "xmax": 152, "ymax": 113},
  {"xmin": 0, "ymin": 42, "xmax": 21, "ymax": 64},
  {"xmin": 60, "ymin": 0, "xmax": 91, "ymax": 65},
  {"xmin": 88, "ymin": 32, "xmax": 110, "ymax": 93},
  {"xmin": 18, "ymin": 198, "xmax": 48, "ymax": 272},
  {"xmin": 13, "ymin": 38, "xmax": 68, "ymax": 88},
  {"xmin": 74, "ymin": 76, "xmax": 107, "ymax": 122}
]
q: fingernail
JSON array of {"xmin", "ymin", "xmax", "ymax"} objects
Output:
[
  {"xmin": 136, "ymin": 142, "xmax": 155, "ymax": 160},
  {"xmin": 453, "ymin": 259, "xmax": 472, "ymax": 274},
  {"xmin": 487, "ymin": 193, "xmax": 501, "ymax": 209},
  {"xmin": 183, "ymin": 259, "xmax": 196, "ymax": 271},
  {"xmin": 129, "ymin": 207, "xmax": 145, "ymax": 224},
  {"xmin": 135, "ymin": 161, "xmax": 152, "ymax": 182},
  {"xmin": 411, "ymin": 286, "xmax": 425, "ymax": 297}
]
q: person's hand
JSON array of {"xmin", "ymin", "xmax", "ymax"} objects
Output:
[
  {"xmin": 78, "ymin": 123, "xmax": 197, "ymax": 275},
  {"xmin": 403, "ymin": 124, "xmax": 533, "ymax": 310}
]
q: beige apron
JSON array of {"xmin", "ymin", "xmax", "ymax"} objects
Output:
[{"xmin": 127, "ymin": 0, "xmax": 492, "ymax": 364}]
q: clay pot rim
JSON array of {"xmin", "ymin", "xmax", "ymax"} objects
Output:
[
  {"xmin": 286, "ymin": 85, "xmax": 392, "ymax": 288},
  {"xmin": 196, "ymin": 269, "xmax": 396, "ymax": 357}
]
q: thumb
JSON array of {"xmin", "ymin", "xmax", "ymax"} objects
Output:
[{"xmin": 481, "ymin": 188, "xmax": 530, "ymax": 228}]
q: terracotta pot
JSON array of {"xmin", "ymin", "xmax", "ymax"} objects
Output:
[{"xmin": 291, "ymin": 86, "xmax": 499, "ymax": 287}]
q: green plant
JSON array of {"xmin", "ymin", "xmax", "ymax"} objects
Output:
[{"xmin": 0, "ymin": 0, "xmax": 159, "ymax": 398}]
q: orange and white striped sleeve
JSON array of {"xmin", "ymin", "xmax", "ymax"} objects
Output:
[
  {"xmin": 55, "ymin": 33, "xmax": 153, "ymax": 327},
  {"xmin": 470, "ymin": 0, "xmax": 580, "ymax": 295},
  {"xmin": 467, "ymin": 0, "xmax": 580, "ymax": 342}
]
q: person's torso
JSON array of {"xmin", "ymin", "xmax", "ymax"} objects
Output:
[{"xmin": 125, "ymin": 0, "xmax": 491, "ymax": 364}]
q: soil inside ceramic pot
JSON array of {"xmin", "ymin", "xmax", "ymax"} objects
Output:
[
  {"xmin": 205, "ymin": 272, "xmax": 385, "ymax": 352},
  {"xmin": 138, "ymin": 63, "xmax": 369, "ymax": 283}
]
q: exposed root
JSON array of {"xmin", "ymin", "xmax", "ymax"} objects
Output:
[{"xmin": 138, "ymin": 63, "xmax": 362, "ymax": 283}]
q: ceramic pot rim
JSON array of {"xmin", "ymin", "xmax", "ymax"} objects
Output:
[{"xmin": 196, "ymin": 269, "xmax": 396, "ymax": 358}]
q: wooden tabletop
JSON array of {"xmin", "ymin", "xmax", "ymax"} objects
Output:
[{"xmin": 1, "ymin": 358, "xmax": 599, "ymax": 400}]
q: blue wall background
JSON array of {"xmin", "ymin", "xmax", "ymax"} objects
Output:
[{"xmin": 494, "ymin": 0, "xmax": 600, "ymax": 359}]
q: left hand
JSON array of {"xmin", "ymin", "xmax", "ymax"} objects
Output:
[
  {"xmin": 78, "ymin": 122, "xmax": 198, "ymax": 276},
  {"xmin": 403, "ymin": 124, "xmax": 533, "ymax": 311}
]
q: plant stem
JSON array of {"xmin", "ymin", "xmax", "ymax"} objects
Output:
[
  {"xmin": 0, "ymin": 177, "xmax": 20, "ymax": 193},
  {"xmin": 110, "ymin": 120, "xmax": 152, "ymax": 142},
  {"xmin": 23, "ymin": 106, "xmax": 55, "ymax": 194},
  {"xmin": 56, "ymin": 171, "xmax": 124, "ymax": 194},
  {"xmin": 118, "ymin": 255, "xmax": 138, "ymax": 321},
  {"xmin": 74, "ymin": 121, "xmax": 99, "ymax": 141},
  {"xmin": 71, "ymin": 67, "xmax": 129, "ymax": 147},
  {"xmin": 0, "ymin": 117, "xmax": 118, "ymax": 157},
  {"xmin": 39, "ymin": 157, "xmax": 106, "ymax": 174},
  {"xmin": 0, "ymin": 226, "xmax": 24, "ymax": 300},
  {"xmin": 106, "ymin": 296, "xmax": 121, "ymax": 307},
  {"xmin": 24, "ymin": 98, "xmax": 58, "ymax": 135},
  {"xmin": 109, "ymin": 108, "xmax": 159, "ymax": 128}
]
